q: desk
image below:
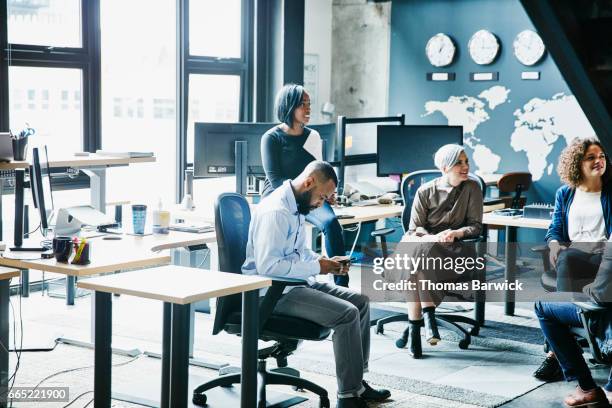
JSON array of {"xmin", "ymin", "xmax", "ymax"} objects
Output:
[
  {"xmin": 0, "ymin": 267, "xmax": 20, "ymax": 408},
  {"xmin": 333, "ymin": 203, "xmax": 403, "ymax": 225},
  {"xmin": 0, "ymin": 154, "xmax": 155, "ymax": 253},
  {"xmin": 78, "ymin": 266, "xmax": 271, "ymax": 408},
  {"xmin": 0, "ymin": 231, "xmax": 215, "ymax": 351},
  {"xmin": 482, "ymin": 213, "xmax": 551, "ymax": 315}
]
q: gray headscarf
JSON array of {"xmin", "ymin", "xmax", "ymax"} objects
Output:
[{"xmin": 434, "ymin": 144, "xmax": 465, "ymax": 172}]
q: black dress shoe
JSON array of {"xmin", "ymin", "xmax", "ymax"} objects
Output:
[
  {"xmin": 533, "ymin": 354, "xmax": 564, "ymax": 382},
  {"xmin": 361, "ymin": 380, "xmax": 391, "ymax": 402},
  {"xmin": 423, "ymin": 307, "xmax": 441, "ymax": 345},
  {"xmin": 336, "ymin": 396, "xmax": 368, "ymax": 408}
]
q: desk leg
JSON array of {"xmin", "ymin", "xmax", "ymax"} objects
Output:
[
  {"xmin": 505, "ymin": 226, "xmax": 517, "ymax": 316},
  {"xmin": 66, "ymin": 276, "xmax": 75, "ymax": 306},
  {"xmin": 241, "ymin": 290, "xmax": 258, "ymax": 408},
  {"xmin": 160, "ymin": 303, "xmax": 171, "ymax": 408},
  {"xmin": 83, "ymin": 168, "xmax": 106, "ymax": 213},
  {"xmin": 0, "ymin": 280, "xmax": 9, "ymax": 408},
  {"xmin": 94, "ymin": 291, "xmax": 112, "ymax": 408},
  {"xmin": 169, "ymin": 304, "xmax": 190, "ymax": 408}
]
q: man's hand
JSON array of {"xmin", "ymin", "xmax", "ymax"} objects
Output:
[
  {"xmin": 319, "ymin": 258, "xmax": 348, "ymax": 275},
  {"xmin": 548, "ymin": 241, "xmax": 566, "ymax": 266},
  {"xmin": 326, "ymin": 193, "xmax": 337, "ymax": 206},
  {"xmin": 437, "ymin": 229, "xmax": 463, "ymax": 243}
]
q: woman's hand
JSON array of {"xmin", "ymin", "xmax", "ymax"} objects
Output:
[
  {"xmin": 437, "ymin": 229, "xmax": 463, "ymax": 243},
  {"xmin": 548, "ymin": 241, "xmax": 566, "ymax": 266}
]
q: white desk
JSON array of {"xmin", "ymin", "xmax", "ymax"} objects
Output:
[
  {"xmin": 482, "ymin": 213, "xmax": 551, "ymax": 315},
  {"xmin": 79, "ymin": 266, "xmax": 271, "ymax": 408}
]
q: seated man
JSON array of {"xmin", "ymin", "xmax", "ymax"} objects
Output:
[{"xmin": 242, "ymin": 160, "xmax": 391, "ymax": 408}]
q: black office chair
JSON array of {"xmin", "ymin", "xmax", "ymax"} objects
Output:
[
  {"xmin": 192, "ymin": 193, "xmax": 331, "ymax": 408},
  {"xmin": 533, "ymin": 246, "xmax": 610, "ymax": 364},
  {"xmin": 371, "ymin": 170, "xmax": 487, "ymax": 349}
]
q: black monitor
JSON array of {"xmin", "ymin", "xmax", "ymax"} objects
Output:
[
  {"xmin": 377, "ymin": 125, "xmax": 463, "ymax": 176},
  {"xmin": 31, "ymin": 146, "xmax": 54, "ymax": 236},
  {"xmin": 193, "ymin": 122, "xmax": 338, "ymax": 178}
]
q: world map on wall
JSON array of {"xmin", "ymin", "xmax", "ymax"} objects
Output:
[{"xmin": 422, "ymin": 86, "xmax": 596, "ymax": 180}]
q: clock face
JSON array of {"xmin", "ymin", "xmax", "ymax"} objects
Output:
[
  {"xmin": 425, "ymin": 33, "xmax": 456, "ymax": 67},
  {"xmin": 513, "ymin": 30, "xmax": 545, "ymax": 66},
  {"xmin": 468, "ymin": 29, "xmax": 500, "ymax": 65}
]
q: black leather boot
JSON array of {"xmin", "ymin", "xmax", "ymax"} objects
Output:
[
  {"xmin": 423, "ymin": 307, "xmax": 441, "ymax": 345},
  {"xmin": 409, "ymin": 319, "xmax": 423, "ymax": 358}
]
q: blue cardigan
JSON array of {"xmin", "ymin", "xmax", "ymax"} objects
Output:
[{"xmin": 545, "ymin": 184, "xmax": 612, "ymax": 243}]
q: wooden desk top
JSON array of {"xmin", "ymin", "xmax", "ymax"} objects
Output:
[
  {"xmin": 480, "ymin": 173, "xmax": 503, "ymax": 186},
  {"xmin": 0, "ymin": 266, "xmax": 20, "ymax": 280},
  {"xmin": 0, "ymin": 154, "xmax": 155, "ymax": 170},
  {"xmin": 78, "ymin": 266, "xmax": 271, "ymax": 305},
  {"xmin": 0, "ymin": 231, "xmax": 211, "ymax": 277},
  {"xmin": 333, "ymin": 204, "xmax": 403, "ymax": 225},
  {"xmin": 0, "ymin": 161, "xmax": 28, "ymax": 170},
  {"xmin": 482, "ymin": 212, "xmax": 551, "ymax": 229}
]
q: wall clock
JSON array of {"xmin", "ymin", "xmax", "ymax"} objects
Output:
[
  {"xmin": 513, "ymin": 29, "xmax": 546, "ymax": 66},
  {"xmin": 425, "ymin": 33, "xmax": 456, "ymax": 67},
  {"xmin": 468, "ymin": 29, "xmax": 500, "ymax": 65}
]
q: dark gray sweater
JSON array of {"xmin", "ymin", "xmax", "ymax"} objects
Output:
[{"xmin": 260, "ymin": 125, "xmax": 318, "ymax": 197}]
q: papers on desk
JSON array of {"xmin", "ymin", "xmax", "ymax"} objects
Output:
[
  {"xmin": 95, "ymin": 150, "xmax": 154, "ymax": 158},
  {"xmin": 169, "ymin": 222, "xmax": 214, "ymax": 234}
]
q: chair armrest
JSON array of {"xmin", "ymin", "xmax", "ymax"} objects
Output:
[
  {"xmin": 532, "ymin": 244, "xmax": 549, "ymax": 254},
  {"xmin": 573, "ymin": 301, "xmax": 609, "ymax": 312},
  {"xmin": 258, "ymin": 276, "xmax": 309, "ymax": 331},
  {"xmin": 270, "ymin": 277, "xmax": 309, "ymax": 287},
  {"xmin": 371, "ymin": 228, "xmax": 395, "ymax": 238}
]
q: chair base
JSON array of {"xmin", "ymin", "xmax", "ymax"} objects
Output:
[
  {"xmin": 193, "ymin": 359, "xmax": 330, "ymax": 408},
  {"xmin": 379, "ymin": 312, "xmax": 479, "ymax": 351}
]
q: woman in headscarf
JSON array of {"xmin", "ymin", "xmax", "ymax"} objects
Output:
[{"xmin": 398, "ymin": 144, "xmax": 483, "ymax": 358}]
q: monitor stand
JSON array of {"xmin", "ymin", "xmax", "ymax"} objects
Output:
[{"xmin": 11, "ymin": 169, "xmax": 46, "ymax": 252}]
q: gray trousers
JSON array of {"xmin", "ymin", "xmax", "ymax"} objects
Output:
[{"xmin": 273, "ymin": 282, "xmax": 370, "ymax": 398}]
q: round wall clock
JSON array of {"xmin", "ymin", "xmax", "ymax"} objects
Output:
[
  {"xmin": 513, "ymin": 30, "xmax": 546, "ymax": 66},
  {"xmin": 425, "ymin": 33, "xmax": 456, "ymax": 67},
  {"xmin": 468, "ymin": 29, "xmax": 500, "ymax": 65}
]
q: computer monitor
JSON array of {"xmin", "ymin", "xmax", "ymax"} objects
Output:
[
  {"xmin": 193, "ymin": 122, "xmax": 339, "ymax": 178},
  {"xmin": 377, "ymin": 125, "xmax": 463, "ymax": 176},
  {"xmin": 31, "ymin": 146, "xmax": 54, "ymax": 236}
]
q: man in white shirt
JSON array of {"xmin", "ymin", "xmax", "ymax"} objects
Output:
[{"xmin": 243, "ymin": 161, "xmax": 390, "ymax": 408}]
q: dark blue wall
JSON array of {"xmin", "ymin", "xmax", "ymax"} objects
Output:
[{"xmin": 389, "ymin": 0, "xmax": 595, "ymax": 212}]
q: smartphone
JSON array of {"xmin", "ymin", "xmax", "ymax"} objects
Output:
[{"xmin": 338, "ymin": 257, "xmax": 356, "ymax": 265}]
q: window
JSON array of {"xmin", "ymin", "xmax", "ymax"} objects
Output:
[
  {"xmin": 9, "ymin": 66, "xmax": 83, "ymax": 155},
  {"xmin": 101, "ymin": 0, "xmax": 177, "ymax": 206},
  {"xmin": 189, "ymin": 0, "xmax": 241, "ymax": 58},
  {"xmin": 187, "ymin": 74, "xmax": 241, "ymax": 163},
  {"xmin": 7, "ymin": 0, "xmax": 82, "ymax": 47}
]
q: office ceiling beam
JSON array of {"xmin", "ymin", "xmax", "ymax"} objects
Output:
[{"xmin": 521, "ymin": 0, "xmax": 612, "ymax": 151}]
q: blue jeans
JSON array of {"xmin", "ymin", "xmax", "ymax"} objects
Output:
[
  {"xmin": 534, "ymin": 301, "xmax": 612, "ymax": 390},
  {"xmin": 306, "ymin": 202, "xmax": 348, "ymax": 287}
]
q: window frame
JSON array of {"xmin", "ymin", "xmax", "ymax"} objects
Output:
[
  {"xmin": 176, "ymin": 0, "xmax": 254, "ymax": 201},
  {"xmin": 0, "ymin": 0, "xmax": 100, "ymax": 190}
]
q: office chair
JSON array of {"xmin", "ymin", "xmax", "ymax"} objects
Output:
[
  {"xmin": 371, "ymin": 170, "xmax": 486, "ymax": 350},
  {"xmin": 497, "ymin": 172, "xmax": 532, "ymax": 209},
  {"xmin": 192, "ymin": 193, "xmax": 331, "ymax": 408},
  {"xmin": 533, "ymin": 246, "xmax": 611, "ymax": 364}
]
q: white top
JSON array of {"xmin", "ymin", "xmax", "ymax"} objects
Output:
[{"xmin": 568, "ymin": 189, "xmax": 606, "ymax": 242}]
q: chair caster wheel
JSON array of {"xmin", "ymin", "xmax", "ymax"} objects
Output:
[
  {"xmin": 458, "ymin": 339, "xmax": 470, "ymax": 349},
  {"xmin": 319, "ymin": 396, "xmax": 330, "ymax": 407},
  {"xmin": 376, "ymin": 325, "xmax": 384, "ymax": 335},
  {"xmin": 192, "ymin": 393, "xmax": 207, "ymax": 406},
  {"xmin": 395, "ymin": 338, "xmax": 407, "ymax": 348}
]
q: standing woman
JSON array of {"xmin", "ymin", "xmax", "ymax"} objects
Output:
[{"xmin": 261, "ymin": 84, "xmax": 349, "ymax": 286}]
